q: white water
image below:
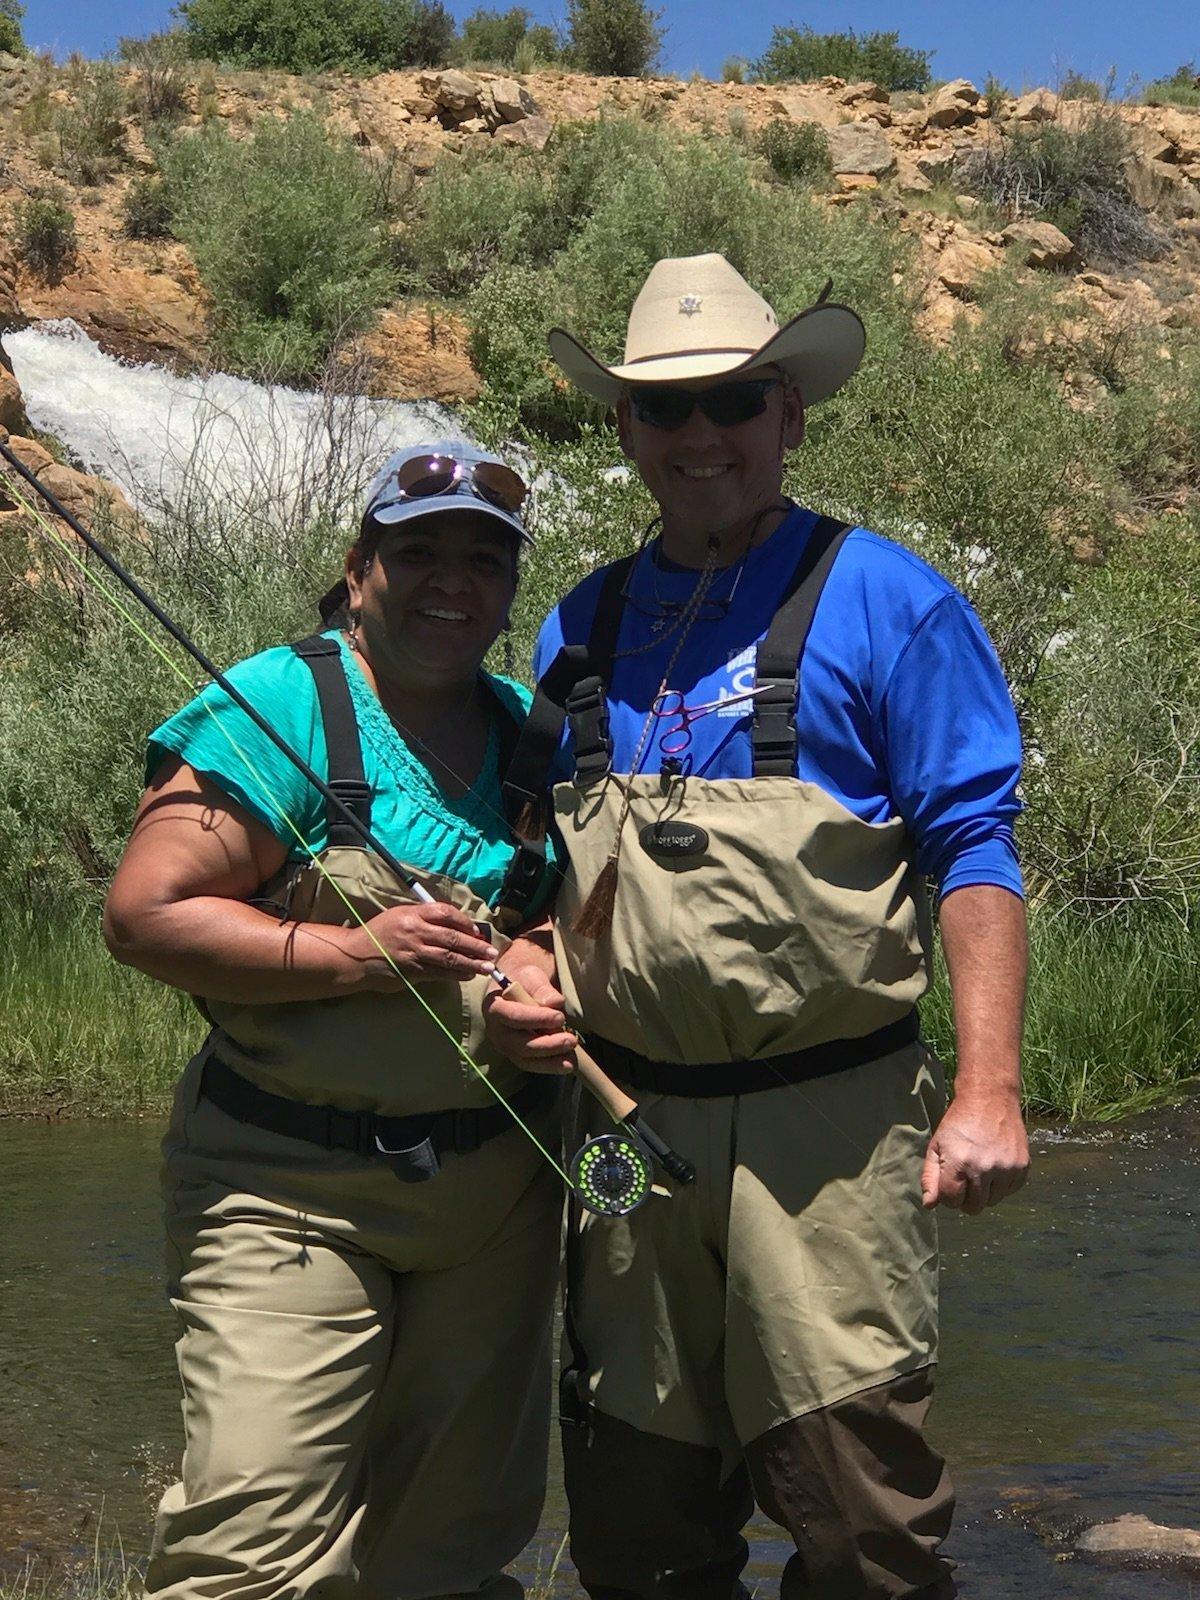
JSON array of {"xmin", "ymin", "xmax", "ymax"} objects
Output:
[{"xmin": 2, "ymin": 321, "xmax": 464, "ymax": 528}]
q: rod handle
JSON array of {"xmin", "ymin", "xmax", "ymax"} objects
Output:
[{"xmin": 502, "ymin": 977, "xmax": 637, "ymax": 1124}]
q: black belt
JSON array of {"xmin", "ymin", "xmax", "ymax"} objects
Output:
[
  {"xmin": 200, "ymin": 1053, "xmax": 558, "ymax": 1164},
  {"xmin": 584, "ymin": 1011, "xmax": 921, "ymax": 1098}
]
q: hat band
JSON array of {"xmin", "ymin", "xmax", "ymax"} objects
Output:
[{"xmin": 624, "ymin": 345, "xmax": 762, "ymax": 367}]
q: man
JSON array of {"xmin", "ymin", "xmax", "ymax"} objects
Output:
[{"xmin": 487, "ymin": 253, "xmax": 1029, "ymax": 1599}]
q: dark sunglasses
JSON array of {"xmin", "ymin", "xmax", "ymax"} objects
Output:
[
  {"xmin": 375, "ymin": 454, "xmax": 528, "ymax": 517},
  {"xmin": 629, "ymin": 378, "xmax": 781, "ymax": 432}
]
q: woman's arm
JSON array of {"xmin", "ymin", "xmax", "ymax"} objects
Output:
[{"xmin": 104, "ymin": 756, "xmax": 501, "ymax": 1002}]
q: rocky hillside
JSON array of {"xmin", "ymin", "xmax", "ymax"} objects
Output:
[{"xmin": 0, "ymin": 53, "xmax": 1198, "ymax": 427}]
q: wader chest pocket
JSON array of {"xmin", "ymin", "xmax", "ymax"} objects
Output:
[{"xmin": 639, "ymin": 821, "xmax": 710, "ymax": 864}]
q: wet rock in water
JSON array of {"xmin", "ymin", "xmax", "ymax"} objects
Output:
[{"xmin": 1076, "ymin": 1513, "xmax": 1200, "ymax": 1573}]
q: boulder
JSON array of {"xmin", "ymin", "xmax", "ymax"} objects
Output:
[
  {"xmin": 1012, "ymin": 88, "xmax": 1058, "ymax": 122},
  {"xmin": 935, "ymin": 237, "xmax": 1000, "ymax": 297},
  {"xmin": 837, "ymin": 80, "xmax": 887, "ymax": 106},
  {"xmin": 835, "ymin": 173, "xmax": 880, "ymax": 191},
  {"xmin": 403, "ymin": 95, "xmax": 438, "ymax": 120},
  {"xmin": 488, "ymin": 76, "xmax": 537, "ymax": 124},
  {"xmin": 493, "ymin": 116, "xmax": 553, "ymax": 151},
  {"xmin": 825, "ymin": 120, "xmax": 896, "ymax": 177},
  {"xmin": 423, "ymin": 69, "xmax": 481, "ymax": 118},
  {"xmin": 765, "ymin": 88, "xmax": 845, "ymax": 130},
  {"xmin": 1001, "ymin": 218, "xmax": 1079, "ymax": 269},
  {"xmin": 0, "ymin": 363, "xmax": 27, "ymax": 434},
  {"xmin": 894, "ymin": 155, "xmax": 933, "ymax": 193},
  {"xmin": 1077, "ymin": 1515, "xmax": 1200, "ymax": 1574},
  {"xmin": 457, "ymin": 117, "xmax": 488, "ymax": 135},
  {"xmin": 1156, "ymin": 107, "xmax": 1200, "ymax": 163},
  {"xmin": 915, "ymin": 146, "xmax": 958, "ymax": 184},
  {"xmin": 926, "ymin": 78, "xmax": 981, "ymax": 128}
]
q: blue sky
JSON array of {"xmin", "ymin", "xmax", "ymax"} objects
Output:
[{"xmin": 19, "ymin": 1, "xmax": 1199, "ymax": 92}]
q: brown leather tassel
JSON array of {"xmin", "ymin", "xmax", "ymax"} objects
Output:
[
  {"xmin": 572, "ymin": 855, "xmax": 619, "ymax": 939},
  {"xmin": 513, "ymin": 797, "xmax": 545, "ymax": 841}
]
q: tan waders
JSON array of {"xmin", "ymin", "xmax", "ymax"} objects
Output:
[
  {"xmin": 148, "ymin": 637, "xmax": 561, "ymax": 1600},
  {"xmin": 507, "ymin": 521, "xmax": 957, "ymax": 1598}
]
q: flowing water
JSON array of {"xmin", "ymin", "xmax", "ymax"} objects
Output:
[{"xmin": 0, "ymin": 1107, "xmax": 1196, "ymax": 1596}]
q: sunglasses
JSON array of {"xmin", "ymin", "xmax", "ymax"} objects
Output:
[
  {"xmin": 375, "ymin": 454, "xmax": 528, "ymax": 518},
  {"xmin": 629, "ymin": 379, "xmax": 781, "ymax": 432}
]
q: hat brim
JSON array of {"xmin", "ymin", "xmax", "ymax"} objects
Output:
[
  {"xmin": 548, "ymin": 302, "xmax": 866, "ymax": 409},
  {"xmin": 367, "ymin": 493, "xmax": 533, "ymax": 547}
]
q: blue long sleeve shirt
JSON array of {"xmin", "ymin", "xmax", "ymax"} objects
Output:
[{"xmin": 533, "ymin": 506, "xmax": 1023, "ymax": 898}]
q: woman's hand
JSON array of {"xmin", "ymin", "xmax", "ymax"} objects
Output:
[
  {"xmin": 484, "ymin": 964, "xmax": 578, "ymax": 1075},
  {"xmin": 348, "ymin": 902, "xmax": 500, "ymax": 987}
]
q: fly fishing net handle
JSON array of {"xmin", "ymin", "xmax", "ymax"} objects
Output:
[{"xmin": 500, "ymin": 976, "xmax": 696, "ymax": 1185}]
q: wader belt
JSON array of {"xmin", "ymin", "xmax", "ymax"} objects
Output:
[
  {"xmin": 200, "ymin": 1052, "xmax": 558, "ymax": 1163},
  {"xmin": 583, "ymin": 1011, "xmax": 920, "ymax": 1097},
  {"xmin": 291, "ymin": 634, "xmax": 550, "ymax": 924},
  {"xmin": 502, "ymin": 514, "xmax": 852, "ymax": 802}
]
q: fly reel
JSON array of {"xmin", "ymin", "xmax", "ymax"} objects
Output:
[{"xmin": 570, "ymin": 1132, "xmax": 654, "ymax": 1217}]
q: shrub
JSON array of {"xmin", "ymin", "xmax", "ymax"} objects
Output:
[
  {"xmin": 511, "ymin": 28, "xmax": 561, "ymax": 73},
  {"xmin": 753, "ymin": 24, "xmax": 932, "ymax": 92},
  {"xmin": 50, "ymin": 59, "xmax": 128, "ymax": 184},
  {"xmin": 458, "ymin": 6, "xmax": 557, "ymax": 66},
  {"xmin": 565, "ymin": 0, "xmax": 663, "ymax": 77},
  {"xmin": 12, "ymin": 186, "xmax": 78, "ymax": 278},
  {"xmin": 1059, "ymin": 69, "xmax": 1104, "ymax": 101},
  {"xmin": 982, "ymin": 73, "xmax": 1008, "ymax": 117},
  {"xmin": 756, "ymin": 118, "xmax": 830, "ymax": 185},
  {"xmin": 722, "ymin": 56, "xmax": 748, "ymax": 84},
  {"xmin": 158, "ymin": 112, "xmax": 397, "ymax": 378},
  {"xmin": 176, "ymin": 0, "xmax": 456, "ymax": 73},
  {"xmin": 1143, "ymin": 61, "xmax": 1200, "ymax": 108},
  {"xmin": 119, "ymin": 30, "xmax": 192, "ymax": 128},
  {"xmin": 957, "ymin": 107, "xmax": 1170, "ymax": 265},
  {"xmin": 0, "ymin": 0, "xmax": 25, "ymax": 56},
  {"xmin": 122, "ymin": 173, "xmax": 174, "ymax": 239}
]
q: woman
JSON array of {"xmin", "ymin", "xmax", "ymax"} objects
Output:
[{"xmin": 104, "ymin": 441, "xmax": 565, "ymax": 1600}]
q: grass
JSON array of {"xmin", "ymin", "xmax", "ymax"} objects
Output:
[
  {"xmin": 0, "ymin": 899, "xmax": 200, "ymax": 1118},
  {"xmin": 922, "ymin": 909, "xmax": 1200, "ymax": 1120}
]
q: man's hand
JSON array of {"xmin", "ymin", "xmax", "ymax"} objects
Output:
[
  {"xmin": 484, "ymin": 964, "xmax": 578, "ymax": 1075},
  {"xmin": 921, "ymin": 1089, "xmax": 1029, "ymax": 1214}
]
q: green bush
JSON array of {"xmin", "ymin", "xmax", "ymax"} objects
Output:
[
  {"xmin": 158, "ymin": 112, "xmax": 397, "ymax": 378},
  {"xmin": 176, "ymin": 0, "xmax": 456, "ymax": 73},
  {"xmin": 1144, "ymin": 61, "xmax": 1200, "ymax": 108},
  {"xmin": 12, "ymin": 186, "xmax": 78, "ymax": 278},
  {"xmin": 121, "ymin": 173, "xmax": 174, "ymax": 239},
  {"xmin": 756, "ymin": 117, "xmax": 831, "ymax": 185},
  {"xmin": 982, "ymin": 72, "xmax": 1008, "ymax": 117},
  {"xmin": 957, "ymin": 106, "xmax": 1169, "ymax": 265},
  {"xmin": 753, "ymin": 24, "xmax": 932, "ymax": 91},
  {"xmin": 565, "ymin": 0, "xmax": 662, "ymax": 76},
  {"xmin": 119, "ymin": 30, "xmax": 192, "ymax": 127},
  {"xmin": 0, "ymin": 0, "xmax": 25, "ymax": 56},
  {"xmin": 457, "ymin": 6, "xmax": 558, "ymax": 66},
  {"xmin": 722, "ymin": 57, "xmax": 748, "ymax": 84},
  {"xmin": 1059, "ymin": 69, "xmax": 1104, "ymax": 101},
  {"xmin": 50, "ymin": 59, "xmax": 128, "ymax": 184}
]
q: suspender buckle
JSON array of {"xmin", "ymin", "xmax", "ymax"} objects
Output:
[
  {"xmin": 567, "ymin": 676, "xmax": 613, "ymax": 785},
  {"xmin": 751, "ymin": 677, "xmax": 799, "ymax": 774}
]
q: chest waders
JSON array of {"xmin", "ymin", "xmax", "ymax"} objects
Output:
[
  {"xmin": 505, "ymin": 517, "xmax": 933, "ymax": 1433},
  {"xmin": 195, "ymin": 634, "xmax": 557, "ymax": 1179}
]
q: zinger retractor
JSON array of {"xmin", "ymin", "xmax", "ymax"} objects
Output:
[{"xmin": 570, "ymin": 1133, "xmax": 654, "ymax": 1216}]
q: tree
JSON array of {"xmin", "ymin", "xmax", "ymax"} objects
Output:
[
  {"xmin": 565, "ymin": 0, "xmax": 662, "ymax": 77},
  {"xmin": 0, "ymin": 0, "xmax": 26, "ymax": 56}
]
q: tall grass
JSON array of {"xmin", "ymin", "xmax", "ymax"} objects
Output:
[
  {"xmin": 0, "ymin": 899, "xmax": 199, "ymax": 1116},
  {"xmin": 922, "ymin": 911, "xmax": 1200, "ymax": 1120}
]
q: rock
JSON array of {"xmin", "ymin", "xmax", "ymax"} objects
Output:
[
  {"xmin": 894, "ymin": 156, "xmax": 933, "ymax": 193},
  {"xmin": 765, "ymin": 88, "xmax": 845, "ymax": 130},
  {"xmin": 1, "ymin": 434, "xmax": 134, "ymax": 530},
  {"xmin": 493, "ymin": 116, "xmax": 553, "ymax": 151},
  {"xmin": 926, "ymin": 78, "xmax": 981, "ymax": 128},
  {"xmin": 457, "ymin": 116, "xmax": 488, "ymax": 135},
  {"xmin": 1002, "ymin": 218, "xmax": 1079, "ymax": 268},
  {"xmin": 1156, "ymin": 108, "xmax": 1200, "ymax": 163},
  {"xmin": 403, "ymin": 95, "xmax": 438, "ymax": 119},
  {"xmin": 955, "ymin": 193, "xmax": 981, "ymax": 214},
  {"xmin": 837, "ymin": 80, "xmax": 887, "ymax": 106},
  {"xmin": 424, "ymin": 69, "xmax": 481, "ymax": 118},
  {"xmin": 835, "ymin": 173, "xmax": 879, "ymax": 191},
  {"xmin": 488, "ymin": 76, "xmax": 537, "ymax": 124},
  {"xmin": 915, "ymin": 147, "xmax": 958, "ymax": 184},
  {"xmin": 935, "ymin": 236, "xmax": 1000, "ymax": 297},
  {"xmin": 1077, "ymin": 1514, "xmax": 1200, "ymax": 1574},
  {"xmin": 1012, "ymin": 88, "xmax": 1058, "ymax": 122},
  {"xmin": 825, "ymin": 120, "xmax": 896, "ymax": 177},
  {"xmin": 353, "ymin": 306, "xmax": 481, "ymax": 405},
  {"xmin": 0, "ymin": 363, "xmax": 27, "ymax": 434}
]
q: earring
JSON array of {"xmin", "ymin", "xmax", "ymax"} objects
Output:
[{"xmin": 348, "ymin": 611, "xmax": 360, "ymax": 651}]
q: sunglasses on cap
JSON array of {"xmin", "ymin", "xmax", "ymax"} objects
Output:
[
  {"xmin": 629, "ymin": 378, "xmax": 781, "ymax": 432},
  {"xmin": 373, "ymin": 453, "xmax": 528, "ymax": 517}
]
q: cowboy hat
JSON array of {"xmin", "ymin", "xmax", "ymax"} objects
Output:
[{"xmin": 548, "ymin": 253, "xmax": 865, "ymax": 408}]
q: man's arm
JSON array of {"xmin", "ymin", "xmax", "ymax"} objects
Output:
[{"xmin": 922, "ymin": 883, "xmax": 1030, "ymax": 1214}]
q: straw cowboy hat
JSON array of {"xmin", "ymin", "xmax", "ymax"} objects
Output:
[{"xmin": 548, "ymin": 253, "xmax": 865, "ymax": 408}]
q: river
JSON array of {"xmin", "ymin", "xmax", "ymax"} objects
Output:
[{"xmin": 1, "ymin": 1107, "xmax": 1197, "ymax": 1596}]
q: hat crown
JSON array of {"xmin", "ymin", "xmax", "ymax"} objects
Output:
[{"xmin": 624, "ymin": 254, "xmax": 779, "ymax": 368}]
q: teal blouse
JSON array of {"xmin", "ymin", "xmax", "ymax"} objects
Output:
[{"xmin": 148, "ymin": 630, "xmax": 542, "ymax": 910}]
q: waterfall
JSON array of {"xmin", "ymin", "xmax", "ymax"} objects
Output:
[{"xmin": 2, "ymin": 320, "xmax": 465, "ymax": 529}]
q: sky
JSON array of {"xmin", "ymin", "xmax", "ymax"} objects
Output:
[{"xmin": 18, "ymin": 0, "xmax": 1200, "ymax": 93}]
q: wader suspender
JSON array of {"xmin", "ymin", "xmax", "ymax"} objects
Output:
[{"xmin": 292, "ymin": 634, "xmax": 550, "ymax": 927}]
